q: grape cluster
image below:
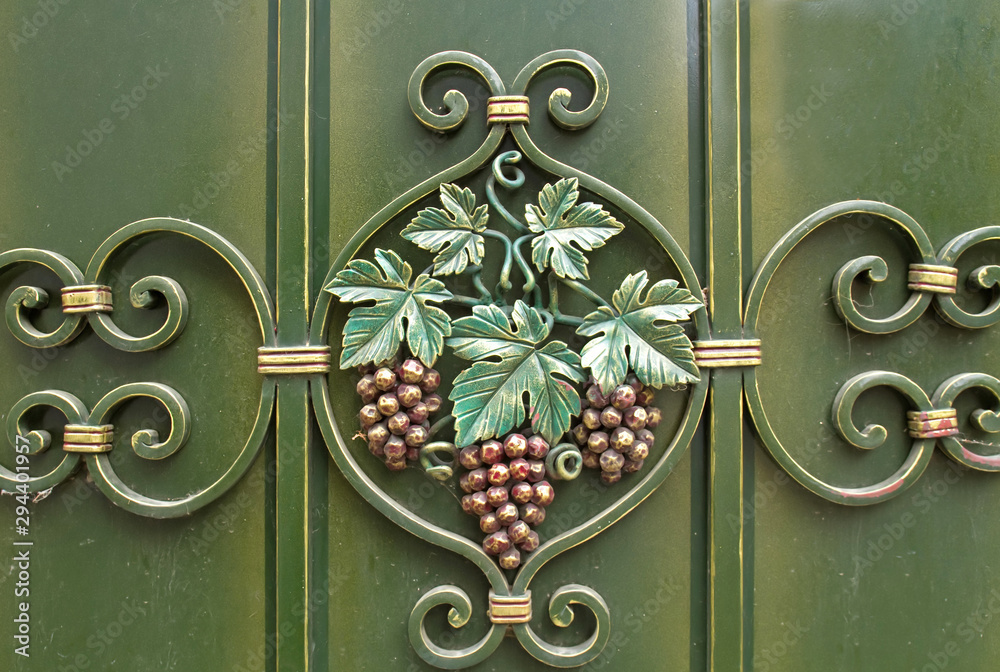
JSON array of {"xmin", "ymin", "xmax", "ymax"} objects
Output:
[
  {"xmin": 457, "ymin": 432, "xmax": 554, "ymax": 570},
  {"xmin": 356, "ymin": 358, "xmax": 443, "ymax": 471},
  {"xmin": 571, "ymin": 374, "xmax": 661, "ymax": 485}
]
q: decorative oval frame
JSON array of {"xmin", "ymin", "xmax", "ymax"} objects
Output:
[{"xmin": 309, "ymin": 50, "xmax": 708, "ymax": 668}]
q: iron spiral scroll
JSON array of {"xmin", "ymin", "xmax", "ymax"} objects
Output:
[
  {"xmin": 310, "ymin": 50, "xmax": 708, "ymax": 668},
  {"xmin": 0, "ymin": 219, "xmax": 277, "ymax": 517},
  {"xmin": 746, "ymin": 201, "xmax": 1000, "ymax": 506}
]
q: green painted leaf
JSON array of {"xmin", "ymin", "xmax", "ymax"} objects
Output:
[
  {"xmin": 447, "ymin": 300, "xmax": 548, "ymax": 361},
  {"xmin": 401, "ymin": 183, "xmax": 488, "ymax": 275},
  {"xmin": 525, "ymin": 177, "xmax": 624, "ymax": 280},
  {"xmin": 325, "ymin": 249, "xmax": 452, "ymax": 368},
  {"xmin": 447, "ymin": 301, "xmax": 584, "ymax": 445},
  {"xmin": 576, "ymin": 271, "xmax": 701, "ymax": 391}
]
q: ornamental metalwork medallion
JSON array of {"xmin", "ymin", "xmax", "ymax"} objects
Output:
[{"xmin": 311, "ymin": 50, "xmax": 708, "ymax": 668}]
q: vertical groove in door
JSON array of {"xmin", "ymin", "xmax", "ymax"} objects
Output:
[
  {"xmin": 309, "ymin": 0, "xmax": 332, "ymax": 669},
  {"xmin": 737, "ymin": 1, "xmax": 755, "ymax": 669},
  {"xmin": 688, "ymin": 0, "xmax": 710, "ymax": 670}
]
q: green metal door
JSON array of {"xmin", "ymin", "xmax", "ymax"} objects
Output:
[{"xmin": 2, "ymin": 1, "xmax": 999, "ymax": 671}]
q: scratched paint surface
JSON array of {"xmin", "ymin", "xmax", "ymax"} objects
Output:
[{"xmin": 749, "ymin": 1, "xmax": 1000, "ymax": 670}]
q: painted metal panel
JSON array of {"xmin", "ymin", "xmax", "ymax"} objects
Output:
[{"xmin": 1, "ymin": 1, "xmax": 997, "ymax": 671}]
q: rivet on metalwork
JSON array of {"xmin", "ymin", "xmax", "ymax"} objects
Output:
[
  {"xmin": 257, "ymin": 346, "xmax": 332, "ymax": 375},
  {"xmin": 61, "ymin": 285, "xmax": 113, "ymax": 314},
  {"xmin": 63, "ymin": 424, "xmax": 114, "ymax": 453},
  {"xmin": 487, "ymin": 96, "xmax": 530, "ymax": 125},
  {"xmin": 907, "ymin": 408, "xmax": 959, "ymax": 439},
  {"xmin": 907, "ymin": 264, "xmax": 958, "ymax": 294},
  {"xmin": 693, "ymin": 339, "xmax": 762, "ymax": 368},
  {"xmin": 488, "ymin": 591, "xmax": 532, "ymax": 624}
]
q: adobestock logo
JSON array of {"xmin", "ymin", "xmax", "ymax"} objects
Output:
[
  {"xmin": 50, "ymin": 64, "xmax": 170, "ymax": 183},
  {"xmin": 338, "ymin": 0, "xmax": 406, "ymax": 61},
  {"xmin": 7, "ymin": 0, "xmax": 72, "ymax": 53}
]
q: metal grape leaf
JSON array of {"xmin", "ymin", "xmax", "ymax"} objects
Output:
[
  {"xmin": 447, "ymin": 300, "xmax": 584, "ymax": 446},
  {"xmin": 324, "ymin": 248, "xmax": 452, "ymax": 368},
  {"xmin": 401, "ymin": 183, "xmax": 488, "ymax": 275},
  {"xmin": 577, "ymin": 271, "xmax": 701, "ymax": 392},
  {"xmin": 525, "ymin": 177, "xmax": 624, "ymax": 280}
]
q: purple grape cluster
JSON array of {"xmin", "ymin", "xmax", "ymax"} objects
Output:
[
  {"xmin": 571, "ymin": 374, "xmax": 662, "ymax": 485},
  {"xmin": 457, "ymin": 431, "xmax": 555, "ymax": 570},
  {"xmin": 356, "ymin": 358, "xmax": 443, "ymax": 471}
]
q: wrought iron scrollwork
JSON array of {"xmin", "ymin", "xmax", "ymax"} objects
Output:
[
  {"xmin": 746, "ymin": 200, "xmax": 1000, "ymax": 505},
  {"xmin": 823, "ymin": 371, "xmax": 1000, "ymax": 501},
  {"xmin": 312, "ymin": 50, "xmax": 706, "ymax": 668},
  {"xmin": 5, "ymin": 384, "xmax": 192, "ymax": 506},
  {"xmin": 0, "ymin": 218, "xmax": 277, "ymax": 517}
]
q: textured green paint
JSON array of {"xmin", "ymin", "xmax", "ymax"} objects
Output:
[
  {"xmin": 0, "ymin": 1, "xmax": 273, "ymax": 670},
  {"xmin": 749, "ymin": 0, "xmax": 1000, "ymax": 670}
]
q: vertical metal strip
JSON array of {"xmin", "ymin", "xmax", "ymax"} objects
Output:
[
  {"xmin": 706, "ymin": 0, "xmax": 746, "ymax": 671},
  {"xmin": 274, "ymin": 0, "xmax": 315, "ymax": 670}
]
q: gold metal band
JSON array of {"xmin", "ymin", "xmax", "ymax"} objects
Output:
[
  {"xmin": 693, "ymin": 339, "xmax": 762, "ymax": 368},
  {"xmin": 63, "ymin": 424, "xmax": 114, "ymax": 453},
  {"xmin": 907, "ymin": 264, "xmax": 958, "ymax": 294},
  {"xmin": 257, "ymin": 346, "xmax": 332, "ymax": 375},
  {"xmin": 487, "ymin": 96, "xmax": 530, "ymax": 125},
  {"xmin": 488, "ymin": 591, "xmax": 532, "ymax": 624},
  {"xmin": 61, "ymin": 285, "xmax": 113, "ymax": 313},
  {"xmin": 906, "ymin": 408, "xmax": 959, "ymax": 439}
]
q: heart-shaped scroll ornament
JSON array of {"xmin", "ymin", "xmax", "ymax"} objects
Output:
[{"xmin": 310, "ymin": 50, "xmax": 708, "ymax": 669}]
